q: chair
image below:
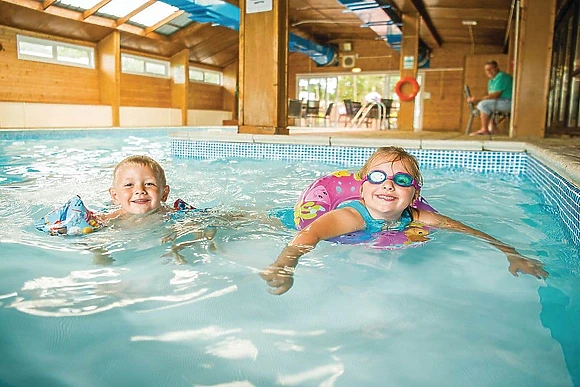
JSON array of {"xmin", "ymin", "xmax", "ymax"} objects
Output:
[
  {"xmin": 343, "ymin": 99, "xmax": 355, "ymax": 127},
  {"xmin": 491, "ymin": 107, "xmax": 511, "ymax": 134},
  {"xmin": 305, "ymin": 100, "xmax": 320, "ymax": 126},
  {"xmin": 464, "ymin": 84, "xmax": 511, "ymax": 135},
  {"xmin": 288, "ymin": 99, "xmax": 302, "ymax": 116},
  {"xmin": 321, "ymin": 102, "xmax": 334, "ymax": 126},
  {"xmin": 464, "ymin": 85, "xmax": 480, "ymax": 135},
  {"xmin": 381, "ymin": 98, "xmax": 394, "ymax": 129},
  {"xmin": 288, "ymin": 99, "xmax": 303, "ymax": 124}
]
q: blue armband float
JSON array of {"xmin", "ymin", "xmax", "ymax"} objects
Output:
[
  {"xmin": 36, "ymin": 197, "xmax": 201, "ymax": 236},
  {"xmin": 35, "ymin": 195, "xmax": 102, "ymax": 236},
  {"xmin": 173, "ymin": 198, "xmax": 196, "ymax": 211}
]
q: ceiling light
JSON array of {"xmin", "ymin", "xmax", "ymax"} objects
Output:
[
  {"xmin": 462, "ymin": 20, "xmax": 477, "ymax": 26},
  {"xmin": 351, "ymin": 67, "xmax": 362, "ymax": 73}
]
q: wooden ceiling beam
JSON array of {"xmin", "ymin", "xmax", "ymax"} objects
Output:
[
  {"xmin": 82, "ymin": 0, "xmax": 112, "ymax": 20},
  {"xmin": 386, "ymin": 0, "xmax": 441, "ymax": 47},
  {"xmin": 116, "ymin": 0, "xmax": 156, "ymax": 27},
  {"xmin": 143, "ymin": 10, "xmax": 185, "ymax": 36},
  {"xmin": 407, "ymin": 0, "xmax": 442, "ymax": 47},
  {"xmin": 42, "ymin": 0, "xmax": 57, "ymax": 10}
]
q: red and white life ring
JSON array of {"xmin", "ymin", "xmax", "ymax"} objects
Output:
[{"xmin": 394, "ymin": 77, "xmax": 420, "ymax": 101}]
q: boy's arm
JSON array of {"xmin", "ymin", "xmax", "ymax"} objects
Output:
[
  {"xmin": 417, "ymin": 210, "xmax": 548, "ymax": 279},
  {"xmin": 161, "ymin": 226, "xmax": 217, "ymax": 264},
  {"xmin": 95, "ymin": 209, "xmax": 123, "ymax": 224}
]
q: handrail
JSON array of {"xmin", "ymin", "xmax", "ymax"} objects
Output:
[{"xmin": 350, "ymin": 101, "xmax": 390, "ymax": 130}]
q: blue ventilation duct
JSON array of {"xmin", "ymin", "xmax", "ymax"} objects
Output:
[
  {"xmin": 336, "ymin": 0, "xmax": 430, "ymax": 68},
  {"xmin": 160, "ymin": 0, "xmax": 337, "ymax": 67}
]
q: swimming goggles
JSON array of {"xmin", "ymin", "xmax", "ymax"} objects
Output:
[{"xmin": 363, "ymin": 170, "xmax": 420, "ymax": 189}]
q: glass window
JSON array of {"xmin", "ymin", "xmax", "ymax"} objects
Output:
[
  {"xmin": 145, "ymin": 61, "xmax": 167, "ymax": 76},
  {"xmin": 296, "ymin": 72, "xmax": 424, "ymax": 130},
  {"xmin": 57, "ymin": 0, "xmax": 104, "ymax": 8},
  {"xmin": 189, "ymin": 67, "xmax": 222, "ymax": 85},
  {"xmin": 98, "ymin": 0, "xmax": 148, "ymax": 18},
  {"xmin": 189, "ymin": 68, "xmax": 204, "ymax": 82},
  {"xmin": 17, "ymin": 35, "xmax": 95, "ymax": 69},
  {"xmin": 204, "ymin": 71, "xmax": 221, "ymax": 85},
  {"xmin": 18, "ymin": 40, "xmax": 53, "ymax": 58},
  {"xmin": 56, "ymin": 45, "xmax": 92, "ymax": 66},
  {"xmin": 121, "ymin": 53, "xmax": 169, "ymax": 78},
  {"xmin": 130, "ymin": 2, "xmax": 178, "ymax": 27},
  {"xmin": 122, "ymin": 55, "xmax": 144, "ymax": 73}
]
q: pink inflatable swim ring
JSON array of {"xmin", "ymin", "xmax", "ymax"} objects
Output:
[{"xmin": 293, "ymin": 170, "xmax": 436, "ymax": 249}]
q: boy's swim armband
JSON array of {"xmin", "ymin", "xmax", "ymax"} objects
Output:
[
  {"xmin": 36, "ymin": 197, "xmax": 199, "ymax": 236},
  {"xmin": 35, "ymin": 195, "xmax": 102, "ymax": 236},
  {"xmin": 173, "ymin": 198, "xmax": 196, "ymax": 211}
]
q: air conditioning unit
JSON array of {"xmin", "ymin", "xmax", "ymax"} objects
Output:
[{"xmin": 342, "ymin": 55, "xmax": 356, "ymax": 68}]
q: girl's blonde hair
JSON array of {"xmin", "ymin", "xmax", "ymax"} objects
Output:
[
  {"xmin": 113, "ymin": 155, "xmax": 167, "ymax": 187},
  {"xmin": 359, "ymin": 146, "xmax": 423, "ymax": 188}
]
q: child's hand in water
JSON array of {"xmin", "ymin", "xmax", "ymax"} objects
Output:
[
  {"xmin": 260, "ymin": 265, "xmax": 295, "ymax": 295},
  {"xmin": 506, "ymin": 253, "xmax": 549, "ymax": 279},
  {"xmin": 161, "ymin": 247, "xmax": 187, "ymax": 265},
  {"xmin": 161, "ymin": 226, "xmax": 217, "ymax": 264}
]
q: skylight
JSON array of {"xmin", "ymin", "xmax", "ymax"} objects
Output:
[
  {"xmin": 98, "ymin": 0, "xmax": 149, "ymax": 18},
  {"xmin": 130, "ymin": 2, "xmax": 179, "ymax": 27},
  {"xmin": 57, "ymin": 0, "xmax": 104, "ymax": 9}
]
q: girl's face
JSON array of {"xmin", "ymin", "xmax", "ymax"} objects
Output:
[
  {"xmin": 360, "ymin": 159, "xmax": 417, "ymax": 221},
  {"xmin": 109, "ymin": 163, "xmax": 169, "ymax": 215}
]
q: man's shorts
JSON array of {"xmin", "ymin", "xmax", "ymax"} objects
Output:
[{"xmin": 477, "ymin": 99, "xmax": 511, "ymax": 115}]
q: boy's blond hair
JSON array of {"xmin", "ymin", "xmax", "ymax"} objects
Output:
[
  {"xmin": 359, "ymin": 146, "xmax": 423, "ymax": 188},
  {"xmin": 113, "ymin": 155, "xmax": 167, "ymax": 187}
]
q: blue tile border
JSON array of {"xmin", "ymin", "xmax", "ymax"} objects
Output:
[
  {"xmin": 171, "ymin": 139, "xmax": 579, "ymax": 246},
  {"xmin": 171, "ymin": 140, "xmax": 528, "ymax": 173},
  {"xmin": 527, "ymin": 156, "xmax": 580, "ymax": 247}
]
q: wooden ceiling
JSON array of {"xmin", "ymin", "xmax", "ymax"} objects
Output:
[{"xmin": 0, "ymin": 0, "xmax": 512, "ymax": 68}]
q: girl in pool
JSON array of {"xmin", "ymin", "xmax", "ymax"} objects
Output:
[{"xmin": 261, "ymin": 146, "xmax": 549, "ymax": 295}]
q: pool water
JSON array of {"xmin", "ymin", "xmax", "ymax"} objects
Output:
[{"xmin": 0, "ymin": 131, "xmax": 578, "ymax": 386}]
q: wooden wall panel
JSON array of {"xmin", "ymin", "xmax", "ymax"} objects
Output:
[
  {"xmin": 170, "ymin": 49, "xmax": 189, "ymax": 125},
  {"xmin": 189, "ymin": 82, "xmax": 224, "ymax": 110},
  {"xmin": 120, "ymin": 73, "xmax": 171, "ymax": 108},
  {"xmin": 0, "ymin": 26, "xmax": 100, "ymax": 105},
  {"xmin": 97, "ymin": 31, "xmax": 120, "ymax": 126},
  {"xmin": 421, "ymin": 70, "xmax": 464, "ymax": 131},
  {"xmin": 222, "ymin": 61, "xmax": 238, "ymax": 116}
]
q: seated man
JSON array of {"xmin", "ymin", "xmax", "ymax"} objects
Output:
[{"xmin": 468, "ymin": 60, "xmax": 513, "ymax": 135}]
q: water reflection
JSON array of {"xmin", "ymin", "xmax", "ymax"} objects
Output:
[
  {"xmin": 539, "ymin": 285, "xmax": 579, "ymax": 385},
  {"xmin": 7, "ymin": 267, "xmax": 238, "ymax": 317}
]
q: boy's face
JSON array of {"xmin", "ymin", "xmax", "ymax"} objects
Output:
[
  {"xmin": 361, "ymin": 159, "xmax": 417, "ymax": 221},
  {"xmin": 109, "ymin": 163, "xmax": 169, "ymax": 215}
]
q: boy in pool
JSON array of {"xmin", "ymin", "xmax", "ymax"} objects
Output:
[
  {"xmin": 99, "ymin": 155, "xmax": 173, "ymax": 222},
  {"xmin": 97, "ymin": 155, "xmax": 215, "ymax": 263},
  {"xmin": 261, "ymin": 146, "xmax": 549, "ymax": 295}
]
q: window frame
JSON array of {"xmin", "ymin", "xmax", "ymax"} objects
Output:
[
  {"xmin": 16, "ymin": 34, "xmax": 95, "ymax": 69},
  {"xmin": 121, "ymin": 53, "xmax": 170, "ymax": 79},
  {"xmin": 189, "ymin": 66, "xmax": 222, "ymax": 85}
]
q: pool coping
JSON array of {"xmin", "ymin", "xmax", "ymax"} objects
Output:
[{"xmin": 169, "ymin": 131, "xmax": 580, "ymax": 188}]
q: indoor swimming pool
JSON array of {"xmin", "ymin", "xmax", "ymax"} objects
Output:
[{"xmin": 0, "ymin": 129, "xmax": 578, "ymax": 386}]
